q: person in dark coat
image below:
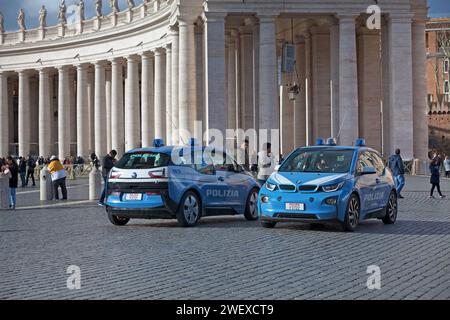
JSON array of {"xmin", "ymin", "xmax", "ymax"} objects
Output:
[
  {"xmin": 99, "ymin": 150, "xmax": 117, "ymax": 205},
  {"xmin": 25, "ymin": 156, "xmax": 36, "ymax": 187},
  {"xmin": 388, "ymin": 149, "xmax": 405, "ymax": 198},
  {"xmin": 430, "ymin": 159, "xmax": 445, "ymax": 199},
  {"xmin": 18, "ymin": 156, "xmax": 27, "ymax": 187}
]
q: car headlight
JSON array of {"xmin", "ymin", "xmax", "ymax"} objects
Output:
[
  {"xmin": 265, "ymin": 182, "xmax": 278, "ymax": 191},
  {"xmin": 321, "ymin": 181, "xmax": 344, "ymax": 193}
]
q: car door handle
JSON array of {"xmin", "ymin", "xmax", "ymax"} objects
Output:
[
  {"xmin": 375, "ymin": 178, "xmax": 381, "ymax": 184},
  {"xmin": 218, "ymin": 176, "xmax": 225, "ymax": 182}
]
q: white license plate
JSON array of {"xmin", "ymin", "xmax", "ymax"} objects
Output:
[
  {"xmin": 124, "ymin": 193, "xmax": 143, "ymax": 201},
  {"xmin": 285, "ymin": 203, "xmax": 305, "ymax": 211}
]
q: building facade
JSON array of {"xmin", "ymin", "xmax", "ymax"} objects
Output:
[
  {"xmin": 426, "ymin": 17, "xmax": 450, "ymax": 152},
  {"xmin": 0, "ymin": 0, "xmax": 429, "ymax": 163}
]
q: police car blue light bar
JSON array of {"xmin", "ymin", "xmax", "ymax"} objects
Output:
[
  {"xmin": 326, "ymin": 137, "xmax": 337, "ymax": 146},
  {"xmin": 316, "ymin": 138, "xmax": 325, "ymax": 146},
  {"xmin": 153, "ymin": 138, "xmax": 165, "ymax": 147},
  {"xmin": 355, "ymin": 138, "xmax": 366, "ymax": 147}
]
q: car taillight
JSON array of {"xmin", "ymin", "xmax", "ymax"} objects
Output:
[
  {"xmin": 146, "ymin": 191, "xmax": 161, "ymax": 196},
  {"xmin": 110, "ymin": 173, "xmax": 121, "ymax": 179},
  {"xmin": 148, "ymin": 168, "xmax": 166, "ymax": 178}
]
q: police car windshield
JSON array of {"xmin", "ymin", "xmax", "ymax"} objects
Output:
[
  {"xmin": 115, "ymin": 152, "xmax": 170, "ymax": 169},
  {"xmin": 280, "ymin": 149, "xmax": 354, "ymax": 173}
]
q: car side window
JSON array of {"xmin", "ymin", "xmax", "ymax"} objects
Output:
[
  {"xmin": 357, "ymin": 151, "xmax": 374, "ymax": 174},
  {"xmin": 370, "ymin": 152, "xmax": 386, "ymax": 175},
  {"xmin": 212, "ymin": 152, "xmax": 235, "ymax": 172},
  {"xmin": 194, "ymin": 151, "xmax": 215, "ymax": 175}
]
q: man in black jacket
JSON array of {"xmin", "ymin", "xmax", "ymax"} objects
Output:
[
  {"xmin": 18, "ymin": 157, "xmax": 27, "ymax": 188},
  {"xmin": 99, "ymin": 150, "xmax": 117, "ymax": 205},
  {"xmin": 25, "ymin": 156, "xmax": 36, "ymax": 187}
]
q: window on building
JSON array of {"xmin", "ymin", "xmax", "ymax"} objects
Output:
[
  {"xmin": 444, "ymin": 80, "xmax": 450, "ymax": 95},
  {"xmin": 445, "ymin": 59, "xmax": 450, "ymax": 73}
]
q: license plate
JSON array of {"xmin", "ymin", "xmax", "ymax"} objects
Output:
[
  {"xmin": 124, "ymin": 193, "xmax": 142, "ymax": 201},
  {"xmin": 285, "ymin": 203, "xmax": 305, "ymax": 211}
]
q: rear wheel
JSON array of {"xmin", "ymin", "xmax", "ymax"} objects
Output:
[
  {"xmin": 244, "ymin": 188, "xmax": 259, "ymax": 221},
  {"xmin": 176, "ymin": 191, "xmax": 201, "ymax": 227},
  {"xmin": 342, "ymin": 194, "xmax": 360, "ymax": 232},
  {"xmin": 382, "ymin": 191, "xmax": 398, "ymax": 224},
  {"xmin": 107, "ymin": 211, "xmax": 130, "ymax": 226}
]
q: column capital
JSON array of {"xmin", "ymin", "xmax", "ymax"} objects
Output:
[
  {"xmin": 202, "ymin": 12, "xmax": 227, "ymax": 23},
  {"xmin": 16, "ymin": 69, "xmax": 33, "ymax": 76},
  {"xmin": 94, "ymin": 60, "xmax": 109, "ymax": 68},
  {"xmin": 153, "ymin": 47, "xmax": 166, "ymax": 56},
  {"xmin": 336, "ymin": 14, "xmax": 358, "ymax": 22},
  {"xmin": 257, "ymin": 15, "xmax": 277, "ymax": 24},
  {"xmin": 125, "ymin": 55, "xmax": 140, "ymax": 63},
  {"xmin": 57, "ymin": 65, "xmax": 72, "ymax": 73},
  {"xmin": 36, "ymin": 67, "xmax": 54, "ymax": 74},
  {"xmin": 109, "ymin": 57, "xmax": 125, "ymax": 65},
  {"xmin": 140, "ymin": 51, "xmax": 154, "ymax": 59},
  {"xmin": 76, "ymin": 63, "xmax": 91, "ymax": 70},
  {"xmin": 178, "ymin": 15, "xmax": 198, "ymax": 26},
  {"xmin": 387, "ymin": 13, "xmax": 414, "ymax": 24},
  {"xmin": 169, "ymin": 24, "xmax": 179, "ymax": 35}
]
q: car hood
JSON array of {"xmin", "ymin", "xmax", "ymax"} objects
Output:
[{"xmin": 269, "ymin": 171, "xmax": 352, "ymax": 186}]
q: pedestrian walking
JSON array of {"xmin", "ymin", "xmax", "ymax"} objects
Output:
[
  {"xmin": 2, "ymin": 156, "xmax": 19, "ymax": 209},
  {"xmin": 444, "ymin": 156, "xmax": 450, "ymax": 179},
  {"xmin": 47, "ymin": 155, "xmax": 68, "ymax": 200},
  {"xmin": 18, "ymin": 156, "xmax": 27, "ymax": 187},
  {"xmin": 99, "ymin": 150, "xmax": 117, "ymax": 205},
  {"xmin": 430, "ymin": 159, "xmax": 446, "ymax": 199},
  {"xmin": 388, "ymin": 149, "xmax": 405, "ymax": 199},
  {"xmin": 257, "ymin": 143, "xmax": 277, "ymax": 185},
  {"xmin": 91, "ymin": 153, "xmax": 100, "ymax": 170},
  {"xmin": 25, "ymin": 156, "xmax": 36, "ymax": 187}
]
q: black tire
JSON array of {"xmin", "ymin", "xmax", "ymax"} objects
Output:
[
  {"xmin": 176, "ymin": 191, "xmax": 201, "ymax": 227},
  {"xmin": 342, "ymin": 194, "xmax": 360, "ymax": 232},
  {"xmin": 244, "ymin": 188, "xmax": 259, "ymax": 221},
  {"xmin": 382, "ymin": 191, "xmax": 398, "ymax": 224},
  {"xmin": 261, "ymin": 221, "xmax": 277, "ymax": 228},
  {"xmin": 107, "ymin": 211, "xmax": 130, "ymax": 226}
]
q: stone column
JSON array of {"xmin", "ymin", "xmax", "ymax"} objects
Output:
[
  {"xmin": 204, "ymin": 13, "xmax": 226, "ymax": 141},
  {"xmin": 18, "ymin": 70, "xmax": 31, "ymax": 157},
  {"xmin": 87, "ymin": 70, "xmax": 95, "ymax": 154},
  {"xmin": 338, "ymin": 15, "xmax": 359, "ymax": 146},
  {"xmin": 38, "ymin": 69, "xmax": 52, "ymax": 157},
  {"xmin": 165, "ymin": 45, "xmax": 172, "ymax": 145},
  {"xmin": 170, "ymin": 26, "xmax": 180, "ymax": 145},
  {"xmin": 125, "ymin": 55, "xmax": 140, "ymax": 151},
  {"xmin": 311, "ymin": 26, "xmax": 331, "ymax": 140},
  {"xmin": 178, "ymin": 18, "xmax": 197, "ymax": 143},
  {"xmin": 240, "ymin": 21, "xmax": 255, "ymax": 131},
  {"xmin": 105, "ymin": 69, "xmax": 112, "ymax": 152},
  {"xmin": 154, "ymin": 48, "xmax": 166, "ymax": 140},
  {"xmin": 227, "ymin": 33, "xmax": 237, "ymax": 131},
  {"xmin": 412, "ymin": 18, "xmax": 428, "ymax": 161},
  {"xmin": 388, "ymin": 15, "xmax": 414, "ymax": 159},
  {"xmin": 141, "ymin": 52, "xmax": 155, "ymax": 148},
  {"xmin": 110, "ymin": 58, "xmax": 124, "ymax": 156},
  {"xmin": 357, "ymin": 27, "xmax": 382, "ymax": 151},
  {"xmin": 381, "ymin": 17, "xmax": 391, "ymax": 157},
  {"xmin": 94, "ymin": 61, "xmax": 107, "ymax": 157},
  {"xmin": 304, "ymin": 33, "xmax": 312, "ymax": 146},
  {"xmin": 0, "ymin": 73, "xmax": 9, "ymax": 156},
  {"xmin": 330, "ymin": 23, "xmax": 340, "ymax": 138},
  {"xmin": 294, "ymin": 37, "xmax": 306, "ymax": 147},
  {"xmin": 76, "ymin": 64, "xmax": 89, "ymax": 158},
  {"xmin": 58, "ymin": 66, "xmax": 71, "ymax": 160},
  {"xmin": 258, "ymin": 15, "xmax": 279, "ymax": 153}
]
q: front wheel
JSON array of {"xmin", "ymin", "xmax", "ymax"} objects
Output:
[
  {"xmin": 342, "ymin": 194, "xmax": 360, "ymax": 232},
  {"xmin": 176, "ymin": 191, "xmax": 201, "ymax": 227},
  {"xmin": 244, "ymin": 188, "xmax": 259, "ymax": 221},
  {"xmin": 382, "ymin": 191, "xmax": 398, "ymax": 224},
  {"xmin": 107, "ymin": 211, "xmax": 130, "ymax": 226}
]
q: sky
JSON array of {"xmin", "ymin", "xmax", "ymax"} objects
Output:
[{"xmin": 0, "ymin": 0, "xmax": 450, "ymax": 32}]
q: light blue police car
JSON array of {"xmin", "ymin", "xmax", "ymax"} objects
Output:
[
  {"xmin": 104, "ymin": 139, "xmax": 260, "ymax": 227},
  {"xmin": 258, "ymin": 138, "xmax": 398, "ymax": 231}
]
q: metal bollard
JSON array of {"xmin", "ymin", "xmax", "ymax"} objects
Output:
[
  {"xmin": 0, "ymin": 174, "xmax": 9, "ymax": 209},
  {"xmin": 89, "ymin": 167, "xmax": 103, "ymax": 200},
  {"xmin": 40, "ymin": 167, "xmax": 54, "ymax": 201}
]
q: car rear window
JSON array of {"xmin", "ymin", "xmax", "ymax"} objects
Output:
[{"xmin": 115, "ymin": 152, "xmax": 170, "ymax": 169}]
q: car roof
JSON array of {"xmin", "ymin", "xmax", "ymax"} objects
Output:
[{"xmin": 126, "ymin": 145, "xmax": 214, "ymax": 155}]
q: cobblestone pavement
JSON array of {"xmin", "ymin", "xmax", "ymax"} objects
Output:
[{"xmin": 0, "ymin": 176, "xmax": 449, "ymax": 300}]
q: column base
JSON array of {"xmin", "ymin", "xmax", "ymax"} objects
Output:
[{"xmin": 412, "ymin": 159, "xmax": 430, "ymax": 176}]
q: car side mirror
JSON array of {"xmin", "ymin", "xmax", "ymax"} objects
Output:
[
  {"xmin": 361, "ymin": 166, "xmax": 377, "ymax": 175},
  {"xmin": 274, "ymin": 165, "xmax": 280, "ymax": 172}
]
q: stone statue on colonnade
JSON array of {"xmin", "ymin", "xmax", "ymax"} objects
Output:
[
  {"xmin": 79, "ymin": 0, "xmax": 85, "ymax": 21},
  {"xmin": 17, "ymin": 9, "xmax": 25, "ymax": 31},
  {"xmin": 39, "ymin": 5, "xmax": 47, "ymax": 28},
  {"xmin": 127, "ymin": 0, "xmax": 135, "ymax": 9},
  {"xmin": 110, "ymin": 0, "xmax": 119, "ymax": 13},
  {"xmin": 0, "ymin": 12, "xmax": 4, "ymax": 33},
  {"xmin": 96, "ymin": 0, "xmax": 103, "ymax": 17},
  {"xmin": 58, "ymin": 0, "xmax": 67, "ymax": 24}
]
